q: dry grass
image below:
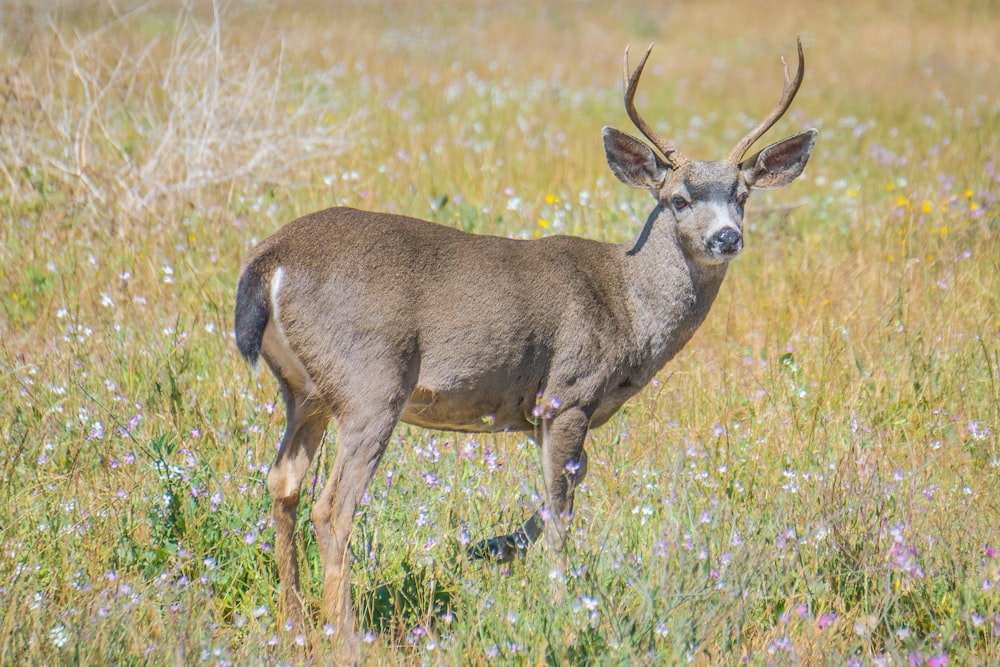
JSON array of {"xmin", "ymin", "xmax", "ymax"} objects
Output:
[{"xmin": 1, "ymin": 0, "xmax": 998, "ymax": 664}]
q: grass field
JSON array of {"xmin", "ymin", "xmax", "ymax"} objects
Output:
[{"xmin": 2, "ymin": 0, "xmax": 999, "ymax": 664}]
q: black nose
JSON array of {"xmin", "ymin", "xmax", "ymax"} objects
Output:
[{"xmin": 713, "ymin": 229, "xmax": 743, "ymax": 254}]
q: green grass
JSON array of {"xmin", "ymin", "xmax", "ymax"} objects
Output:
[{"xmin": 1, "ymin": 0, "xmax": 998, "ymax": 664}]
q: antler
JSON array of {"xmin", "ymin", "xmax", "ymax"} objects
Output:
[
  {"xmin": 623, "ymin": 44, "xmax": 688, "ymax": 169},
  {"xmin": 727, "ymin": 37, "xmax": 805, "ymax": 164}
]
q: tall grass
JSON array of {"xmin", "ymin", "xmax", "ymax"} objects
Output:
[{"xmin": 1, "ymin": 0, "xmax": 998, "ymax": 664}]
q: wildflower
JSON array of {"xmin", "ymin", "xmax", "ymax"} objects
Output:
[
  {"xmin": 49, "ymin": 624, "xmax": 70, "ymax": 648},
  {"xmin": 889, "ymin": 542, "xmax": 925, "ymax": 579},
  {"xmin": 483, "ymin": 448, "xmax": 503, "ymax": 471},
  {"xmin": 767, "ymin": 636, "xmax": 793, "ymax": 654},
  {"xmin": 816, "ymin": 613, "xmax": 836, "ymax": 630}
]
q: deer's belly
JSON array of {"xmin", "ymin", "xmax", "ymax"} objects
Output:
[{"xmin": 400, "ymin": 385, "xmax": 535, "ymax": 433}]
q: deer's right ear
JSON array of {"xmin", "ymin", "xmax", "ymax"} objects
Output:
[{"xmin": 603, "ymin": 126, "xmax": 670, "ymax": 191}]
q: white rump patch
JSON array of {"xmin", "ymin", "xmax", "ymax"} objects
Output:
[
  {"xmin": 270, "ymin": 266, "xmax": 284, "ymax": 324},
  {"xmin": 262, "ymin": 265, "xmax": 317, "ymax": 395}
]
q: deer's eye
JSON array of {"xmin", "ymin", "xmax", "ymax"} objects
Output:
[{"xmin": 672, "ymin": 196, "xmax": 689, "ymax": 210}]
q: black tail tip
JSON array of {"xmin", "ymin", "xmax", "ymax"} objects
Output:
[{"xmin": 234, "ymin": 270, "xmax": 270, "ymax": 367}]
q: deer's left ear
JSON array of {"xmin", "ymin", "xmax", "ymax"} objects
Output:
[{"xmin": 740, "ymin": 129, "xmax": 818, "ymax": 190}]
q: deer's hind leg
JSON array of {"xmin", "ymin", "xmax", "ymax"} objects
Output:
[
  {"xmin": 266, "ymin": 373, "xmax": 330, "ymax": 632},
  {"xmin": 311, "ymin": 378, "xmax": 412, "ymax": 649}
]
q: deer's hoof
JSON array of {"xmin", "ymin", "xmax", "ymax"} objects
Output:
[{"xmin": 466, "ymin": 533, "xmax": 529, "ymax": 563}]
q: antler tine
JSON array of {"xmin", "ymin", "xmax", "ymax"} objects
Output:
[
  {"xmin": 623, "ymin": 44, "xmax": 687, "ymax": 168},
  {"xmin": 727, "ymin": 37, "xmax": 806, "ymax": 164}
]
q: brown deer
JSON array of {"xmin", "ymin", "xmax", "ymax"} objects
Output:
[{"xmin": 235, "ymin": 39, "xmax": 816, "ymax": 647}]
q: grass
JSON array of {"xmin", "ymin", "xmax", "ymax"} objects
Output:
[{"xmin": 1, "ymin": 0, "xmax": 998, "ymax": 664}]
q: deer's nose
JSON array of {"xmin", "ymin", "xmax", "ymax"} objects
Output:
[{"xmin": 712, "ymin": 228, "xmax": 743, "ymax": 255}]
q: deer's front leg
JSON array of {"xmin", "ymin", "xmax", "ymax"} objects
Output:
[
  {"xmin": 466, "ymin": 408, "xmax": 590, "ymax": 563},
  {"xmin": 540, "ymin": 407, "xmax": 590, "ymax": 566}
]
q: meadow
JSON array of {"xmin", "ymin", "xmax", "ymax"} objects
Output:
[{"xmin": 1, "ymin": 0, "xmax": 998, "ymax": 664}]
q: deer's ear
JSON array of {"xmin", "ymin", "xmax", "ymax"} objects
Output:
[
  {"xmin": 740, "ymin": 129, "xmax": 818, "ymax": 190},
  {"xmin": 603, "ymin": 126, "xmax": 670, "ymax": 191}
]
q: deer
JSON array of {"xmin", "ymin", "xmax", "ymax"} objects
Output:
[{"xmin": 234, "ymin": 39, "xmax": 817, "ymax": 650}]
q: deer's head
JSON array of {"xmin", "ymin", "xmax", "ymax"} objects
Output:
[{"xmin": 604, "ymin": 39, "xmax": 818, "ymax": 266}]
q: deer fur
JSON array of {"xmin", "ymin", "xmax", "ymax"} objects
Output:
[{"xmin": 234, "ymin": 40, "xmax": 817, "ymax": 650}]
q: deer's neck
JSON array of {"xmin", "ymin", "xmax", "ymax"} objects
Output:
[{"xmin": 622, "ymin": 212, "xmax": 728, "ymax": 367}]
